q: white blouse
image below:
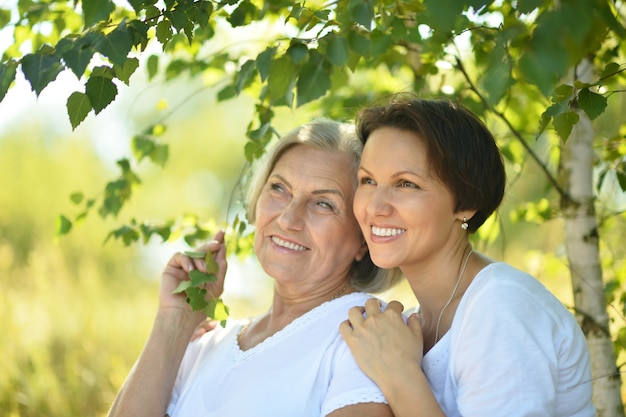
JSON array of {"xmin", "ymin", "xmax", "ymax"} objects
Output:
[
  {"xmin": 423, "ymin": 262, "xmax": 595, "ymax": 417},
  {"xmin": 167, "ymin": 292, "xmax": 387, "ymax": 417}
]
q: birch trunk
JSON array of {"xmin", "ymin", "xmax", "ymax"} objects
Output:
[{"xmin": 560, "ymin": 61, "xmax": 624, "ymax": 416}]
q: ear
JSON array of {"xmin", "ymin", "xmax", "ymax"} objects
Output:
[
  {"xmin": 355, "ymin": 240, "xmax": 368, "ymax": 262},
  {"xmin": 455, "ymin": 210, "xmax": 477, "ymax": 222},
  {"xmin": 456, "ymin": 209, "xmax": 477, "ymax": 224}
]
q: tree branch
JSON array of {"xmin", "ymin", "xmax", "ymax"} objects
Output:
[{"xmin": 455, "ymin": 57, "xmax": 571, "ymax": 201}]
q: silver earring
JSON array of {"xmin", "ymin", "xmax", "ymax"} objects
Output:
[{"xmin": 461, "ymin": 217, "xmax": 469, "ymax": 230}]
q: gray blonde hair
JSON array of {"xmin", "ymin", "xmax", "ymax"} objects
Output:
[{"xmin": 245, "ymin": 118, "xmax": 402, "ymax": 293}]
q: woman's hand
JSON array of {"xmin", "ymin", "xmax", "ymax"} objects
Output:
[
  {"xmin": 159, "ymin": 231, "xmax": 228, "ymax": 326},
  {"xmin": 339, "ymin": 299, "xmax": 424, "ymax": 387}
]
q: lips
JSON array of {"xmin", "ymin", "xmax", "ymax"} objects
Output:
[
  {"xmin": 371, "ymin": 226, "xmax": 406, "ymax": 237},
  {"xmin": 271, "ymin": 235, "xmax": 308, "ymax": 251}
]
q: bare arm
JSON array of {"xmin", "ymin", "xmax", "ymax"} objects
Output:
[
  {"xmin": 339, "ymin": 299, "xmax": 445, "ymax": 417},
  {"xmin": 107, "ymin": 309, "xmax": 200, "ymax": 417},
  {"xmin": 328, "ymin": 402, "xmax": 394, "ymax": 417},
  {"xmin": 108, "ymin": 232, "xmax": 227, "ymax": 417}
]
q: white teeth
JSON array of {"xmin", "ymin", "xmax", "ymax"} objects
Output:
[
  {"xmin": 372, "ymin": 226, "xmax": 406, "ymax": 237},
  {"xmin": 272, "ymin": 236, "xmax": 307, "ymax": 251}
]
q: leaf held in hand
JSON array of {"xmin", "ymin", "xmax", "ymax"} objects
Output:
[
  {"xmin": 205, "ymin": 298, "xmax": 230, "ymax": 327},
  {"xmin": 204, "ymin": 251, "xmax": 219, "ymax": 274},
  {"xmin": 184, "ymin": 250, "xmax": 206, "ymax": 258},
  {"xmin": 189, "ymin": 269, "xmax": 217, "ymax": 285},
  {"xmin": 172, "ymin": 279, "xmax": 193, "ymax": 294}
]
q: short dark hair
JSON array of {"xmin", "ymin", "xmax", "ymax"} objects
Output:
[{"xmin": 356, "ymin": 94, "xmax": 506, "ymax": 232}]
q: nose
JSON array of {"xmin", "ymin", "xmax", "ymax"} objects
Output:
[
  {"xmin": 277, "ymin": 199, "xmax": 305, "ymax": 231},
  {"xmin": 365, "ymin": 186, "xmax": 393, "ymax": 217}
]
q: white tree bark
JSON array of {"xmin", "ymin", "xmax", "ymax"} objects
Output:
[{"xmin": 560, "ymin": 60, "xmax": 624, "ymax": 417}]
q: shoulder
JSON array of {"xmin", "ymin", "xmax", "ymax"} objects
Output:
[
  {"xmin": 464, "ymin": 263, "xmax": 567, "ymax": 313},
  {"xmin": 456, "ymin": 262, "xmax": 582, "ymax": 337}
]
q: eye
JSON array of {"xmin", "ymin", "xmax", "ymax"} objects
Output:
[
  {"xmin": 359, "ymin": 176, "xmax": 376, "ymax": 186},
  {"xmin": 398, "ymin": 180, "xmax": 418, "ymax": 189},
  {"xmin": 315, "ymin": 199, "xmax": 337, "ymax": 212},
  {"xmin": 269, "ymin": 182, "xmax": 285, "ymax": 193}
]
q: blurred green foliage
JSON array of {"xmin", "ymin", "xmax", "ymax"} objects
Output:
[{"xmin": 0, "ymin": 92, "xmax": 261, "ymax": 416}]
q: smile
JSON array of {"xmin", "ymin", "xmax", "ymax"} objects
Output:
[
  {"xmin": 371, "ymin": 226, "xmax": 406, "ymax": 237},
  {"xmin": 271, "ymin": 236, "xmax": 307, "ymax": 251}
]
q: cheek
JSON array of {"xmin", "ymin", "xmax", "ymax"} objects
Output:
[{"xmin": 352, "ymin": 192, "xmax": 367, "ymax": 224}]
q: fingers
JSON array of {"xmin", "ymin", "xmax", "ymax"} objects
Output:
[
  {"xmin": 364, "ymin": 297, "xmax": 383, "ymax": 316},
  {"xmin": 407, "ymin": 312, "xmax": 423, "ymax": 338},
  {"xmin": 190, "ymin": 319, "xmax": 219, "ymax": 341},
  {"xmin": 347, "ymin": 305, "xmax": 366, "ymax": 324},
  {"xmin": 386, "ymin": 300, "xmax": 404, "ymax": 314}
]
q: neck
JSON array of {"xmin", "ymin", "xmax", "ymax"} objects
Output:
[
  {"xmin": 238, "ymin": 281, "xmax": 353, "ymax": 351},
  {"xmin": 404, "ymin": 245, "xmax": 474, "ymax": 318}
]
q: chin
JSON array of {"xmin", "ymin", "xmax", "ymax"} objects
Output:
[{"xmin": 370, "ymin": 256, "xmax": 399, "ymax": 270}]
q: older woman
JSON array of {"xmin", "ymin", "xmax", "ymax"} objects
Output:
[
  {"xmin": 108, "ymin": 119, "xmax": 400, "ymax": 417},
  {"xmin": 340, "ymin": 95, "xmax": 595, "ymax": 417}
]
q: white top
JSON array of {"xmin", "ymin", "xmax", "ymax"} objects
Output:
[
  {"xmin": 166, "ymin": 292, "xmax": 386, "ymax": 417},
  {"xmin": 422, "ymin": 262, "xmax": 595, "ymax": 417}
]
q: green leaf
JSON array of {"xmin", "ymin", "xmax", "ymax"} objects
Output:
[
  {"xmin": 256, "ymin": 47, "xmax": 277, "ymax": 82},
  {"xmin": 172, "ymin": 279, "xmax": 193, "ymax": 294},
  {"xmin": 55, "ymin": 215, "xmax": 72, "ymax": 237},
  {"xmin": 205, "ymin": 298, "xmax": 229, "ymax": 326},
  {"xmin": 57, "ymin": 33, "xmax": 98, "ymax": 78},
  {"xmin": 147, "ymin": 55, "xmax": 159, "ymax": 80},
  {"xmin": 189, "ymin": 269, "xmax": 217, "ymax": 286},
  {"xmin": 348, "ymin": 30, "xmax": 371, "ymax": 57},
  {"xmin": 577, "ymin": 88, "xmax": 607, "ymax": 120},
  {"xmin": 184, "ymin": 250, "xmax": 205, "ymax": 258},
  {"xmin": 70, "ymin": 192, "xmax": 84, "ymax": 204},
  {"xmin": 114, "ymin": 57, "xmax": 139, "ymax": 85},
  {"xmin": 0, "ymin": 8, "xmax": 11, "ymax": 30},
  {"xmin": 95, "ymin": 21, "xmax": 134, "ymax": 67},
  {"xmin": 131, "ymin": 134, "xmax": 155, "ymax": 161},
  {"xmin": 156, "ymin": 20, "xmax": 173, "ymax": 45},
  {"xmin": 83, "ymin": 0, "xmax": 115, "ymax": 27},
  {"xmin": 267, "ymin": 55, "xmax": 295, "ymax": 105},
  {"xmin": 286, "ymin": 42, "xmax": 308, "ymax": 65},
  {"xmin": 325, "ymin": 34, "xmax": 348, "ymax": 67},
  {"xmin": 67, "ymin": 91, "xmax": 92, "ymax": 129},
  {"xmin": 104, "ymin": 224, "xmax": 140, "ymax": 246},
  {"xmin": 185, "ymin": 286, "xmax": 208, "ymax": 311},
  {"xmin": 553, "ymin": 110, "xmax": 579, "ymax": 141},
  {"xmin": 481, "ymin": 59, "xmax": 513, "ymax": 106},
  {"xmin": 296, "ymin": 55, "xmax": 330, "ymax": 107},
  {"xmin": 370, "ymin": 29, "xmax": 392, "ymax": 56},
  {"xmin": 21, "ymin": 48, "xmax": 63, "ymax": 96},
  {"xmin": 552, "ymin": 83, "xmax": 574, "ymax": 103},
  {"xmin": 128, "ymin": 19, "xmax": 150, "ymax": 51},
  {"xmin": 205, "ymin": 251, "xmax": 219, "ymax": 274},
  {"xmin": 149, "ymin": 144, "xmax": 169, "ymax": 167},
  {"xmin": 600, "ymin": 62, "xmax": 620, "ymax": 79},
  {"xmin": 165, "ymin": 10, "xmax": 189, "ymax": 32},
  {"xmin": 0, "ymin": 59, "xmax": 17, "ymax": 103},
  {"xmin": 517, "ymin": 0, "xmax": 542, "ymax": 14},
  {"xmin": 85, "ymin": 75, "xmax": 118, "ymax": 114},
  {"xmin": 519, "ymin": 50, "xmax": 564, "ymax": 97},
  {"xmin": 350, "ymin": 1, "xmax": 373, "ymax": 28},
  {"xmin": 424, "ymin": 0, "xmax": 463, "ymax": 32},
  {"xmin": 235, "ymin": 59, "xmax": 256, "ymax": 94}
]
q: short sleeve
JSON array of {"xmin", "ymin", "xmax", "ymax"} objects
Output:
[
  {"xmin": 449, "ymin": 264, "xmax": 592, "ymax": 417},
  {"xmin": 320, "ymin": 334, "xmax": 387, "ymax": 416}
]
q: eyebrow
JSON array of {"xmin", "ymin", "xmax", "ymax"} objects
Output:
[
  {"xmin": 270, "ymin": 173, "xmax": 346, "ymax": 199},
  {"xmin": 358, "ymin": 165, "xmax": 425, "ymax": 179}
]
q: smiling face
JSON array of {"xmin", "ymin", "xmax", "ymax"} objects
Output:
[
  {"xmin": 354, "ymin": 127, "xmax": 466, "ymax": 272},
  {"xmin": 254, "ymin": 144, "xmax": 366, "ymax": 292}
]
